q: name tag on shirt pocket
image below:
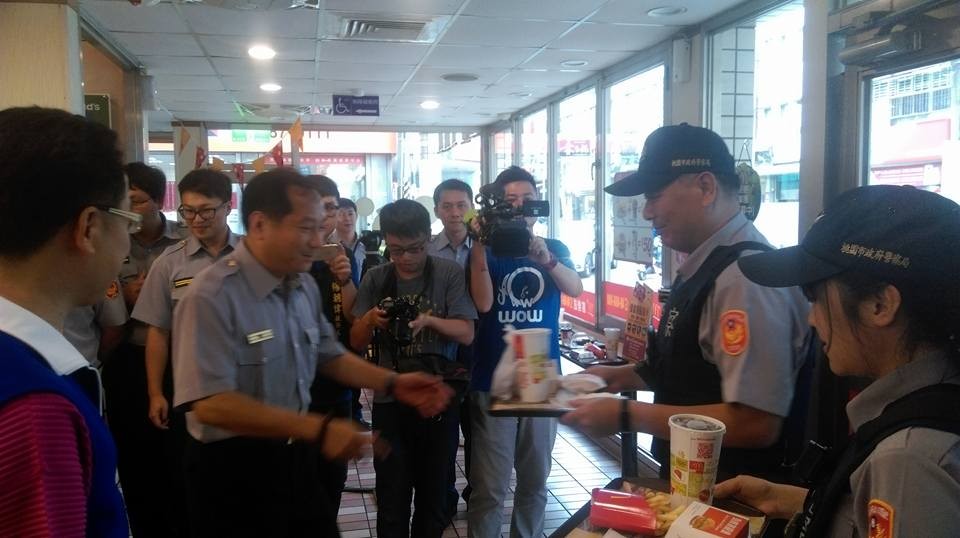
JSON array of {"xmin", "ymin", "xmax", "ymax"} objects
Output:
[
  {"xmin": 246, "ymin": 329, "xmax": 274, "ymax": 345},
  {"xmin": 171, "ymin": 277, "xmax": 193, "ymax": 303}
]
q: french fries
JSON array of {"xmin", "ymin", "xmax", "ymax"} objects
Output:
[{"xmin": 619, "ymin": 482, "xmax": 684, "ymax": 536}]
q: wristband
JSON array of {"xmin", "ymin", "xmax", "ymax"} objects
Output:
[
  {"xmin": 315, "ymin": 414, "xmax": 334, "ymax": 446},
  {"xmin": 619, "ymin": 398, "xmax": 631, "ymax": 433},
  {"xmin": 384, "ymin": 372, "xmax": 398, "ymax": 397},
  {"xmin": 542, "ymin": 253, "xmax": 559, "ymax": 271}
]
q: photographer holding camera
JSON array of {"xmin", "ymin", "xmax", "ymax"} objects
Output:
[
  {"xmin": 351, "ymin": 199, "xmax": 477, "ymax": 538},
  {"xmin": 467, "ymin": 166, "xmax": 583, "ymax": 538}
]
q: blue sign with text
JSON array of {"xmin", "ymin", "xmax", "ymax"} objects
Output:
[{"xmin": 332, "ymin": 95, "xmax": 380, "ymax": 116}]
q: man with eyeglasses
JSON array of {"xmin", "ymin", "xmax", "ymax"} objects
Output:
[
  {"xmin": 100, "ymin": 161, "xmax": 185, "ymax": 538},
  {"xmin": 351, "ymin": 199, "xmax": 477, "ymax": 538},
  {"xmin": 0, "ymin": 106, "xmax": 129, "ymax": 536},
  {"xmin": 127, "ymin": 169, "xmax": 238, "ymax": 536}
]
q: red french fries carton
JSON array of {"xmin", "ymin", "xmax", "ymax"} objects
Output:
[
  {"xmin": 589, "ymin": 488, "xmax": 658, "ymax": 535},
  {"xmin": 664, "ymin": 502, "xmax": 749, "ymax": 538}
]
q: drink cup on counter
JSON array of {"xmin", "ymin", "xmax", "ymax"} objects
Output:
[
  {"xmin": 513, "ymin": 328, "xmax": 553, "ymax": 402},
  {"xmin": 602, "ymin": 327, "xmax": 621, "ymax": 359},
  {"xmin": 668, "ymin": 414, "xmax": 726, "ymax": 507}
]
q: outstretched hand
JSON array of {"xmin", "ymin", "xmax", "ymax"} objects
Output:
[{"xmin": 393, "ymin": 372, "xmax": 453, "ymax": 417}]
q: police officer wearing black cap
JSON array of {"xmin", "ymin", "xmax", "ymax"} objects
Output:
[
  {"xmin": 562, "ymin": 124, "xmax": 810, "ymax": 483},
  {"xmin": 714, "ymin": 185, "xmax": 960, "ymax": 537}
]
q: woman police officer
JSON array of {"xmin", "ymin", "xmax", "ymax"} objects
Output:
[{"xmin": 713, "ymin": 184, "xmax": 960, "ymax": 537}]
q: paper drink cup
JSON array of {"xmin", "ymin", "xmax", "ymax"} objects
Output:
[
  {"xmin": 602, "ymin": 327, "xmax": 621, "ymax": 358},
  {"xmin": 513, "ymin": 328, "xmax": 552, "ymax": 402},
  {"xmin": 668, "ymin": 414, "xmax": 726, "ymax": 507}
]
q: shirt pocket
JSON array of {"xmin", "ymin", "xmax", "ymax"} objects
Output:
[
  {"xmin": 171, "ymin": 279, "xmax": 192, "ymax": 307},
  {"xmin": 304, "ymin": 327, "xmax": 321, "ymax": 360},
  {"xmin": 236, "ymin": 331, "xmax": 282, "ymax": 402}
]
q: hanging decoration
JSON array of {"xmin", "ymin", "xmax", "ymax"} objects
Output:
[
  {"xmin": 194, "ymin": 146, "xmax": 207, "ymax": 170},
  {"xmin": 178, "ymin": 126, "xmax": 191, "ymax": 155},
  {"xmin": 289, "ymin": 117, "xmax": 304, "ymax": 151}
]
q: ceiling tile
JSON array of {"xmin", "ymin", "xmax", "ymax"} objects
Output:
[
  {"xmin": 441, "ymin": 16, "xmax": 573, "ymax": 48},
  {"xmin": 164, "ymin": 101, "xmax": 239, "ymax": 113},
  {"xmin": 589, "ymin": 0, "xmax": 744, "ymax": 25},
  {"xmin": 155, "ymin": 75, "xmax": 225, "ymax": 91},
  {"xmin": 146, "ymin": 111, "xmax": 175, "ymax": 131},
  {"xmin": 317, "ymin": 41, "xmax": 429, "ymax": 65},
  {"xmin": 231, "ymin": 91, "xmax": 317, "ymax": 105},
  {"xmin": 212, "ymin": 58, "xmax": 315, "ymax": 79},
  {"xmin": 549, "ymin": 22, "xmax": 677, "ymax": 51},
  {"xmin": 400, "ymin": 82, "xmax": 488, "ymax": 98},
  {"xmin": 410, "ymin": 67, "xmax": 509, "ymax": 85},
  {"xmin": 422, "ymin": 45, "xmax": 537, "ymax": 69},
  {"xmin": 324, "ymin": 0, "xmax": 464, "ymax": 15},
  {"xmin": 78, "ymin": 2, "xmax": 190, "ymax": 33},
  {"xmin": 314, "ymin": 80, "xmax": 403, "ymax": 96},
  {"xmin": 198, "ymin": 36, "xmax": 317, "ymax": 61},
  {"xmin": 499, "ymin": 69, "xmax": 592, "ymax": 87},
  {"xmin": 521, "ymin": 49, "xmax": 632, "ymax": 70},
  {"xmin": 386, "ymin": 95, "xmax": 470, "ymax": 109},
  {"xmin": 141, "ymin": 56, "xmax": 217, "ymax": 76},
  {"xmin": 462, "ymin": 0, "xmax": 607, "ymax": 21},
  {"xmin": 111, "ymin": 32, "xmax": 204, "ymax": 57},
  {"xmin": 222, "ymin": 76, "xmax": 317, "ymax": 93},
  {"xmin": 314, "ymin": 62, "xmax": 416, "ymax": 82},
  {"xmin": 185, "ymin": 5, "xmax": 319, "ymax": 38},
  {"xmin": 155, "ymin": 89, "xmax": 230, "ymax": 103}
]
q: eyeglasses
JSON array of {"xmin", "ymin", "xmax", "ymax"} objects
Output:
[
  {"xmin": 386, "ymin": 241, "xmax": 426, "ymax": 258},
  {"xmin": 323, "ymin": 202, "xmax": 340, "ymax": 214},
  {"xmin": 94, "ymin": 206, "xmax": 143, "ymax": 234},
  {"xmin": 178, "ymin": 203, "xmax": 228, "ymax": 221}
]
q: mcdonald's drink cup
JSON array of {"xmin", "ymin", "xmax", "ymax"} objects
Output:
[
  {"xmin": 669, "ymin": 414, "xmax": 726, "ymax": 506},
  {"xmin": 514, "ymin": 328, "xmax": 552, "ymax": 402}
]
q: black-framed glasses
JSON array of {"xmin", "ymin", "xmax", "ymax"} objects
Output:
[
  {"xmin": 94, "ymin": 206, "xmax": 143, "ymax": 234},
  {"xmin": 386, "ymin": 240, "xmax": 426, "ymax": 258},
  {"xmin": 178, "ymin": 202, "xmax": 228, "ymax": 221},
  {"xmin": 323, "ymin": 202, "xmax": 340, "ymax": 214}
]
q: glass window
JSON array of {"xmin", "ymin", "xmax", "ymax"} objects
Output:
[
  {"xmin": 866, "ymin": 58, "xmax": 960, "ymax": 201},
  {"xmin": 520, "ymin": 109, "xmax": 550, "ymax": 238},
  {"xmin": 708, "ymin": 0, "xmax": 805, "ymax": 248},
  {"xmin": 493, "ymin": 128, "xmax": 514, "ymax": 176},
  {"xmin": 603, "ymin": 65, "xmax": 665, "ymax": 322},
  {"xmin": 556, "ymin": 89, "xmax": 598, "ymax": 324}
]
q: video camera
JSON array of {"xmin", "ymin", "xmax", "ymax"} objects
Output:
[
  {"xmin": 359, "ymin": 230, "xmax": 387, "ymax": 280},
  {"xmin": 471, "ymin": 184, "xmax": 549, "ymax": 258},
  {"xmin": 378, "ymin": 296, "xmax": 421, "ymax": 347}
]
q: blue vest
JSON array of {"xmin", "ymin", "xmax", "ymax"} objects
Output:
[
  {"xmin": 471, "ymin": 241, "xmax": 566, "ymax": 391},
  {"xmin": 0, "ymin": 331, "xmax": 128, "ymax": 537}
]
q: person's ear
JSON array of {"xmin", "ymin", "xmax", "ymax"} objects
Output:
[
  {"xmin": 246, "ymin": 211, "xmax": 269, "ymax": 239},
  {"xmin": 859, "ymin": 284, "xmax": 902, "ymax": 329},
  {"xmin": 697, "ymin": 172, "xmax": 720, "ymax": 206},
  {"xmin": 71, "ymin": 206, "xmax": 101, "ymax": 255}
]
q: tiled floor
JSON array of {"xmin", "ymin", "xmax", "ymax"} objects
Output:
[{"xmin": 337, "ymin": 391, "xmax": 630, "ymax": 538}]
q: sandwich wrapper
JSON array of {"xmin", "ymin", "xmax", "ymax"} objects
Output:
[{"xmin": 665, "ymin": 502, "xmax": 749, "ymax": 538}]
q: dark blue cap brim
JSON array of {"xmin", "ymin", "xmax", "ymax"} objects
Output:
[
  {"xmin": 738, "ymin": 245, "xmax": 845, "ymax": 288},
  {"xmin": 604, "ymin": 170, "xmax": 676, "ymax": 197}
]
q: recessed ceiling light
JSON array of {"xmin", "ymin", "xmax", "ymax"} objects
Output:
[
  {"xmin": 560, "ymin": 59, "xmax": 589, "ymax": 68},
  {"xmin": 420, "ymin": 100, "xmax": 440, "ymax": 110},
  {"xmin": 260, "ymin": 82, "xmax": 282, "ymax": 92},
  {"xmin": 441, "ymin": 73, "xmax": 480, "ymax": 82},
  {"xmin": 248, "ymin": 44, "xmax": 276, "ymax": 60},
  {"xmin": 647, "ymin": 6, "xmax": 687, "ymax": 17}
]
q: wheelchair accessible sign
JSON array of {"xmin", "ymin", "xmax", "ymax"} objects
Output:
[{"xmin": 332, "ymin": 95, "xmax": 380, "ymax": 116}]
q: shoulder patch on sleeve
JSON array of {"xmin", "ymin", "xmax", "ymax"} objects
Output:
[
  {"xmin": 720, "ymin": 309, "xmax": 749, "ymax": 356},
  {"xmin": 105, "ymin": 280, "xmax": 120, "ymax": 299},
  {"xmin": 868, "ymin": 499, "xmax": 894, "ymax": 538}
]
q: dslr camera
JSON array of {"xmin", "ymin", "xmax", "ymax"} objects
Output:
[
  {"xmin": 471, "ymin": 184, "xmax": 549, "ymax": 258},
  {"xmin": 378, "ymin": 296, "xmax": 421, "ymax": 347}
]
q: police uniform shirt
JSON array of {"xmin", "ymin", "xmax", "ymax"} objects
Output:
[
  {"xmin": 132, "ymin": 232, "xmax": 241, "ymax": 331},
  {"xmin": 171, "ymin": 240, "xmax": 346, "ymax": 443},
  {"xmin": 62, "ymin": 279, "xmax": 127, "ymax": 365},
  {"xmin": 120, "ymin": 214, "xmax": 184, "ymax": 345},
  {"xmin": 427, "ymin": 232, "xmax": 472, "ymax": 268},
  {"xmin": 675, "ymin": 212, "xmax": 809, "ymax": 418},
  {"xmin": 827, "ymin": 350, "xmax": 960, "ymax": 537}
]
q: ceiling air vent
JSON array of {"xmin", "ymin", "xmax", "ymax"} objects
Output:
[{"xmin": 326, "ymin": 14, "xmax": 448, "ymax": 43}]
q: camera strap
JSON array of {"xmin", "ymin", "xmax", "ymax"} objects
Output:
[{"xmin": 376, "ymin": 257, "xmax": 434, "ymax": 364}]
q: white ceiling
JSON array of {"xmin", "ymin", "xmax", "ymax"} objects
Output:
[{"xmin": 76, "ymin": 0, "xmax": 744, "ymax": 131}]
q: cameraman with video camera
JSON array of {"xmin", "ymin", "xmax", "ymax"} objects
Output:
[
  {"xmin": 467, "ymin": 166, "xmax": 583, "ymax": 538},
  {"xmin": 351, "ymin": 199, "xmax": 477, "ymax": 538}
]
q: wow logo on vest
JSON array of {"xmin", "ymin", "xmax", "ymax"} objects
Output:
[{"xmin": 496, "ymin": 266, "xmax": 545, "ymax": 324}]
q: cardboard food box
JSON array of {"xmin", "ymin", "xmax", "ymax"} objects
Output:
[{"xmin": 664, "ymin": 502, "xmax": 748, "ymax": 538}]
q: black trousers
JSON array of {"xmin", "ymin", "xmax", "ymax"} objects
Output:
[
  {"xmin": 184, "ymin": 436, "xmax": 338, "ymax": 538},
  {"xmin": 373, "ymin": 401, "xmax": 460, "ymax": 538},
  {"xmin": 312, "ymin": 399, "xmax": 352, "ymax": 520},
  {"xmin": 102, "ymin": 342, "xmax": 184, "ymax": 537}
]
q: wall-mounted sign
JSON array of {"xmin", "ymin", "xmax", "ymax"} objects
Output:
[
  {"xmin": 84, "ymin": 94, "xmax": 111, "ymax": 128},
  {"xmin": 332, "ymin": 95, "xmax": 380, "ymax": 116}
]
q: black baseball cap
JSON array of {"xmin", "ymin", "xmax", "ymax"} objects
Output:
[
  {"xmin": 738, "ymin": 185, "xmax": 960, "ymax": 294},
  {"xmin": 604, "ymin": 123, "xmax": 737, "ymax": 197}
]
